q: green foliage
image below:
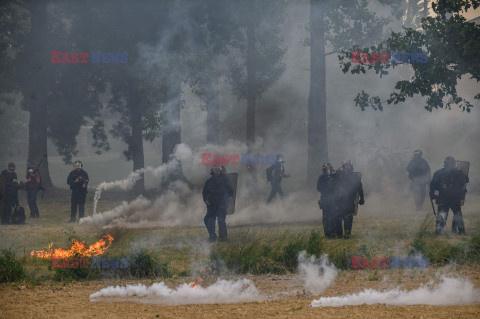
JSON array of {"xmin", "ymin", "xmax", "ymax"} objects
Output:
[
  {"xmin": 340, "ymin": 0, "xmax": 480, "ymax": 112},
  {"xmin": 0, "ymin": 249, "xmax": 25, "ymax": 283},
  {"xmin": 411, "ymin": 216, "xmax": 480, "ymax": 265},
  {"xmin": 127, "ymin": 249, "xmax": 171, "ymax": 278},
  {"xmin": 215, "ymin": 229, "xmax": 329, "ymax": 274}
]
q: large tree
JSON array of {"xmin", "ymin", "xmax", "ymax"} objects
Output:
[
  {"xmin": 306, "ymin": 0, "xmax": 390, "ymax": 186},
  {"xmin": 227, "ymin": 0, "xmax": 287, "ymax": 151}
]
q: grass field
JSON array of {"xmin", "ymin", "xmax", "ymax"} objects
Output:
[{"xmin": 0, "ymin": 189, "xmax": 479, "ymax": 318}]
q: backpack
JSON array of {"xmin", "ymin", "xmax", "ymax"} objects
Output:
[
  {"xmin": 266, "ymin": 166, "xmax": 275, "ymax": 182},
  {"xmin": 11, "ymin": 206, "xmax": 26, "ymax": 224}
]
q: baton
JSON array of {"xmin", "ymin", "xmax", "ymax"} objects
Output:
[{"xmin": 430, "ymin": 198, "xmax": 436, "ymax": 217}]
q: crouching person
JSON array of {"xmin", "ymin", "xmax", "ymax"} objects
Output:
[{"xmin": 202, "ymin": 165, "xmax": 233, "ymax": 242}]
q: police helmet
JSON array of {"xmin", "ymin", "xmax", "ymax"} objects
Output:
[
  {"xmin": 74, "ymin": 160, "xmax": 83, "ymax": 169},
  {"xmin": 277, "ymin": 153, "xmax": 285, "ymax": 163},
  {"xmin": 413, "ymin": 150, "xmax": 422, "ymax": 157},
  {"xmin": 210, "ymin": 165, "xmax": 222, "ymax": 174},
  {"xmin": 444, "ymin": 156, "xmax": 456, "ymax": 169},
  {"xmin": 342, "ymin": 159, "xmax": 353, "ymax": 171},
  {"xmin": 8, "ymin": 162, "xmax": 15, "ymax": 169}
]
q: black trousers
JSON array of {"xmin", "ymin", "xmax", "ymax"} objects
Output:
[
  {"xmin": 2, "ymin": 187, "xmax": 19, "ymax": 224},
  {"xmin": 27, "ymin": 188, "xmax": 40, "ymax": 217},
  {"xmin": 335, "ymin": 213, "xmax": 354, "ymax": 238},
  {"xmin": 321, "ymin": 203, "xmax": 336, "ymax": 238},
  {"xmin": 267, "ymin": 182, "xmax": 284, "ymax": 203},
  {"xmin": 204, "ymin": 205, "xmax": 227, "ymax": 241},
  {"xmin": 71, "ymin": 192, "xmax": 86, "ymax": 220}
]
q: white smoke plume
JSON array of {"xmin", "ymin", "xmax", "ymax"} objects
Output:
[
  {"xmin": 92, "ymin": 143, "xmax": 194, "ymax": 214},
  {"xmin": 310, "ymin": 276, "xmax": 480, "ymax": 307},
  {"xmin": 82, "ymin": 180, "xmax": 204, "ymax": 228},
  {"xmin": 297, "ymin": 251, "xmax": 337, "ymax": 294},
  {"xmin": 89, "ymin": 278, "xmax": 262, "ymax": 305}
]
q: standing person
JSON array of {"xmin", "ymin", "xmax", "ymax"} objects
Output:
[
  {"xmin": 317, "ymin": 163, "xmax": 336, "ymax": 238},
  {"xmin": 67, "ymin": 161, "xmax": 89, "ymax": 223},
  {"xmin": 332, "ymin": 159, "xmax": 364, "ymax": 239},
  {"xmin": 1, "ymin": 163, "xmax": 20, "ymax": 224},
  {"xmin": 24, "ymin": 164, "xmax": 41, "ymax": 218},
  {"xmin": 406, "ymin": 150, "xmax": 431, "ymax": 210},
  {"xmin": 202, "ymin": 165, "xmax": 233, "ymax": 242},
  {"xmin": 266, "ymin": 154, "xmax": 290, "ymax": 203},
  {"xmin": 429, "ymin": 156, "xmax": 469, "ymax": 236}
]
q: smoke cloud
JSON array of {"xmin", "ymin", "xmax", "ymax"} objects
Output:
[
  {"xmin": 310, "ymin": 276, "xmax": 480, "ymax": 307},
  {"xmin": 297, "ymin": 251, "xmax": 337, "ymax": 294},
  {"xmin": 89, "ymin": 278, "xmax": 262, "ymax": 305}
]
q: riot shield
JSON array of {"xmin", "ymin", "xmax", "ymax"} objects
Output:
[
  {"xmin": 225, "ymin": 172, "xmax": 238, "ymax": 215},
  {"xmin": 353, "ymin": 172, "xmax": 362, "ymax": 216},
  {"xmin": 456, "ymin": 161, "xmax": 470, "ymax": 206},
  {"xmin": 0, "ymin": 174, "xmax": 6, "ymax": 221}
]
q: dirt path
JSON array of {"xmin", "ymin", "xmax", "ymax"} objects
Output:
[{"xmin": 1, "ymin": 267, "xmax": 479, "ymax": 318}]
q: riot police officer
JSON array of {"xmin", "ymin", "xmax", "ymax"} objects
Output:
[
  {"xmin": 202, "ymin": 165, "xmax": 233, "ymax": 242},
  {"xmin": 266, "ymin": 154, "xmax": 290, "ymax": 203},
  {"xmin": 406, "ymin": 150, "xmax": 431, "ymax": 210},
  {"xmin": 1, "ymin": 163, "xmax": 20, "ymax": 224},
  {"xmin": 429, "ymin": 156, "xmax": 468, "ymax": 236},
  {"xmin": 317, "ymin": 163, "xmax": 336, "ymax": 238},
  {"xmin": 332, "ymin": 159, "xmax": 364, "ymax": 239},
  {"xmin": 67, "ymin": 161, "xmax": 89, "ymax": 222},
  {"xmin": 24, "ymin": 164, "xmax": 41, "ymax": 218}
]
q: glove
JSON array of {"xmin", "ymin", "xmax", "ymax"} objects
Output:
[{"xmin": 359, "ymin": 198, "xmax": 365, "ymax": 205}]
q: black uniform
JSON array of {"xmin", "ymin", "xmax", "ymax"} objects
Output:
[
  {"xmin": 25, "ymin": 171, "xmax": 41, "ymax": 218},
  {"xmin": 429, "ymin": 168, "xmax": 468, "ymax": 235},
  {"xmin": 332, "ymin": 170, "xmax": 364, "ymax": 238},
  {"xmin": 406, "ymin": 156, "xmax": 431, "ymax": 210},
  {"xmin": 317, "ymin": 173, "xmax": 336, "ymax": 238},
  {"xmin": 67, "ymin": 169, "xmax": 89, "ymax": 221},
  {"xmin": 202, "ymin": 173, "xmax": 233, "ymax": 241},
  {"xmin": 267, "ymin": 162, "xmax": 285, "ymax": 203},
  {"xmin": 1, "ymin": 169, "xmax": 19, "ymax": 224}
]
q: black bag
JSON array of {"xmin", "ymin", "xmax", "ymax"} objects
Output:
[
  {"xmin": 266, "ymin": 166, "xmax": 275, "ymax": 182},
  {"xmin": 11, "ymin": 206, "xmax": 26, "ymax": 224}
]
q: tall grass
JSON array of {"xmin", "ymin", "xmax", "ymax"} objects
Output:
[
  {"xmin": 410, "ymin": 213, "xmax": 480, "ymax": 265},
  {"xmin": 213, "ymin": 229, "xmax": 357, "ymax": 274},
  {"xmin": 0, "ymin": 249, "xmax": 25, "ymax": 283}
]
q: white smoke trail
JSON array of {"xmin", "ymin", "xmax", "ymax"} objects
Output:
[
  {"xmin": 297, "ymin": 251, "xmax": 337, "ymax": 294},
  {"xmin": 82, "ymin": 180, "xmax": 204, "ymax": 228},
  {"xmin": 310, "ymin": 276, "xmax": 480, "ymax": 307},
  {"xmin": 89, "ymin": 278, "xmax": 261, "ymax": 305},
  {"xmin": 92, "ymin": 145, "xmax": 189, "ymax": 214}
]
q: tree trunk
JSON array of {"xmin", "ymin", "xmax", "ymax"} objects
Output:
[
  {"xmin": 246, "ymin": 23, "xmax": 256, "ymax": 150},
  {"xmin": 307, "ymin": 0, "xmax": 328, "ymax": 187},
  {"xmin": 26, "ymin": 1, "xmax": 53, "ymax": 188},
  {"xmin": 206, "ymin": 77, "xmax": 220, "ymax": 145},
  {"xmin": 130, "ymin": 102, "xmax": 145, "ymax": 195},
  {"xmin": 161, "ymin": 96, "xmax": 186, "ymax": 186}
]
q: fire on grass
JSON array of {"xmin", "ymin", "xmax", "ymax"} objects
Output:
[{"xmin": 30, "ymin": 234, "xmax": 114, "ymax": 259}]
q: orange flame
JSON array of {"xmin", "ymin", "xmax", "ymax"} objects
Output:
[
  {"xmin": 189, "ymin": 278, "xmax": 203, "ymax": 290},
  {"xmin": 30, "ymin": 234, "xmax": 113, "ymax": 259}
]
